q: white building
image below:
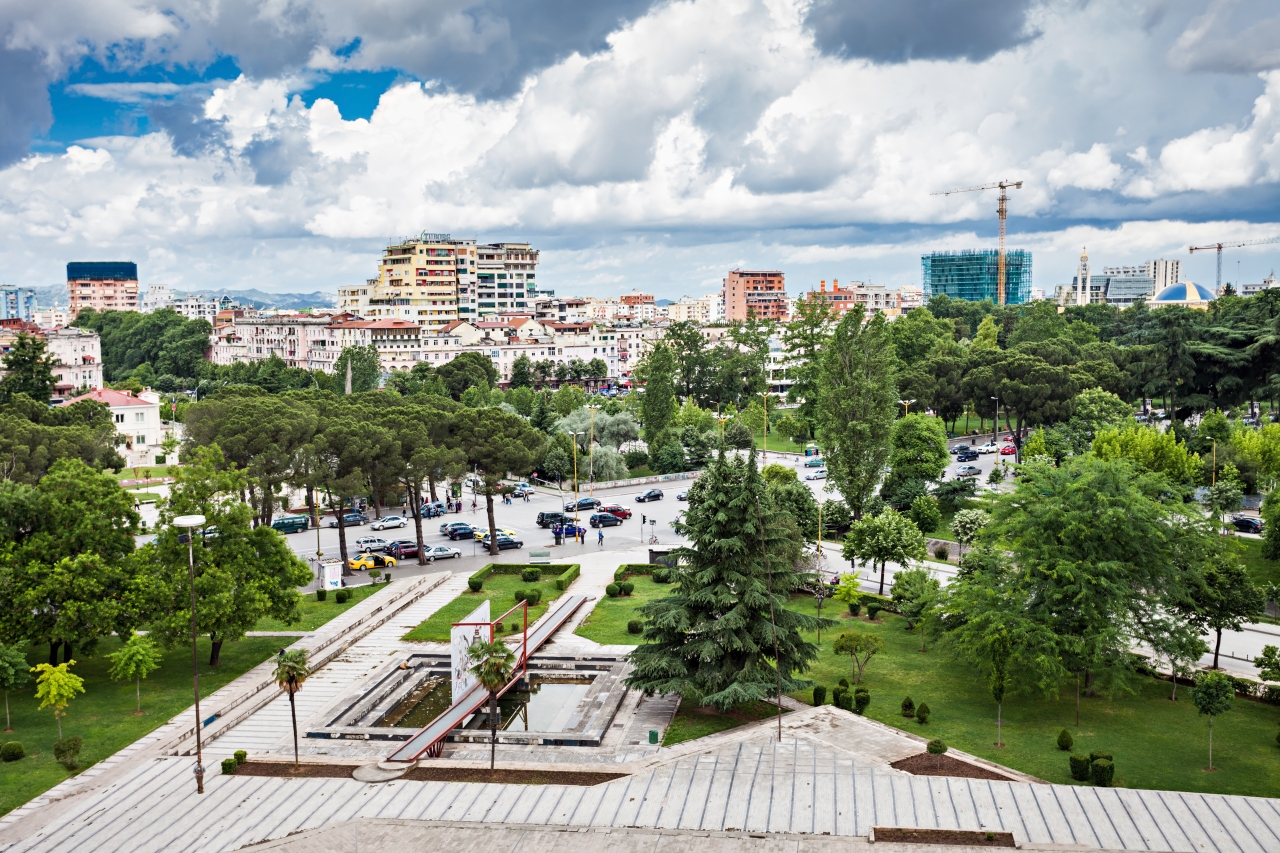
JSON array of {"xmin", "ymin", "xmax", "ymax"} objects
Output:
[
  {"xmin": 1242, "ymin": 272, "xmax": 1279, "ymax": 297},
  {"xmin": 140, "ymin": 284, "xmax": 174, "ymax": 314},
  {"xmin": 172, "ymin": 294, "xmax": 219, "ymax": 323},
  {"xmin": 1057, "ymin": 253, "xmax": 1181, "ymax": 307},
  {"xmin": 45, "ymin": 327, "xmax": 103, "ymax": 399},
  {"xmin": 61, "ymin": 387, "xmax": 165, "ymax": 466},
  {"xmin": 34, "ymin": 307, "xmax": 72, "ymax": 328},
  {"xmin": 896, "ymin": 285, "xmax": 924, "ymax": 310}
]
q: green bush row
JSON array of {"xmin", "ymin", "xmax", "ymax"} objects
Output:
[
  {"xmin": 471, "ymin": 563, "xmax": 579, "ymax": 583},
  {"xmin": 554, "ymin": 564, "xmax": 580, "ymax": 590},
  {"xmin": 613, "ymin": 563, "xmax": 665, "ymax": 583}
]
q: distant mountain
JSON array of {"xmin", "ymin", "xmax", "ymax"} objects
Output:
[{"xmin": 174, "ymin": 288, "xmax": 336, "ymax": 310}]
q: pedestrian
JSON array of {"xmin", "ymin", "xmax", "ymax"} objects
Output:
[{"xmin": 598, "ymin": 529, "xmax": 604, "ymax": 548}]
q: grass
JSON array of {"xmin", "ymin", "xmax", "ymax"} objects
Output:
[
  {"xmin": 125, "ymin": 491, "xmax": 164, "ymax": 503},
  {"xmin": 1233, "ymin": 536, "xmax": 1280, "ymax": 588},
  {"xmin": 574, "ymin": 576, "xmax": 672, "ymax": 645},
  {"xmin": 784, "ymin": 594, "xmax": 1280, "ymax": 797},
  {"xmin": 112, "ymin": 465, "xmax": 174, "ymax": 481},
  {"xmin": 752, "ymin": 430, "xmax": 809, "ymax": 455},
  {"xmin": 254, "ymin": 581, "xmax": 391, "ymax": 632},
  {"xmin": 402, "ymin": 572, "xmax": 565, "ymax": 642},
  {"xmin": 0, "ymin": 634, "xmax": 282, "ymax": 818},
  {"xmin": 662, "ymin": 699, "xmax": 785, "ymax": 746}
]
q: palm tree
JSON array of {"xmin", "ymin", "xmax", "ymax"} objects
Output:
[
  {"xmin": 467, "ymin": 639, "xmax": 516, "ymax": 770},
  {"xmin": 273, "ymin": 649, "xmax": 311, "ymax": 768}
]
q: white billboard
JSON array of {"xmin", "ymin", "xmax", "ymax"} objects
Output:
[
  {"xmin": 320, "ymin": 559, "xmax": 344, "ymax": 590},
  {"xmin": 450, "ymin": 600, "xmax": 491, "ymax": 704}
]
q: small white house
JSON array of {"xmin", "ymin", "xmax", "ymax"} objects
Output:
[{"xmin": 61, "ymin": 387, "xmax": 165, "ymax": 467}]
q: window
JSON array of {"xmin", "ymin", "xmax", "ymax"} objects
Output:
[
  {"xmin": 136, "ymin": 435, "xmax": 147, "ymax": 445},
  {"xmin": 135, "ymin": 412, "xmax": 145, "ymax": 423},
  {"xmin": 114, "ymin": 413, "xmax": 124, "ymax": 424}
]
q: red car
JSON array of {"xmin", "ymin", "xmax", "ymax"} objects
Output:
[
  {"xmin": 1000, "ymin": 444, "xmax": 1017, "ymax": 455},
  {"xmin": 601, "ymin": 504, "xmax": 632, "ymax": 519}
]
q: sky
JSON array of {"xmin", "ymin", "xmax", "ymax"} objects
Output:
[{"xmin": 3, "ymin": 0, "xmax": 1280, "ymax": 302}]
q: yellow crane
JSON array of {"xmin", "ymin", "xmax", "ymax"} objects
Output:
[
  {"xmin": 1189, "ymin": 236, "xmax": 1280, "ymax": 291},
  {"xmin": 931, "ymin": 179, "xmax": 1024, "ymax": 305}
]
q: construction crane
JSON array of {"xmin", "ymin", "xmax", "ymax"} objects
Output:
[
  {"xmin": 1189, "ymin": 237, "xmax": 1280, "ymax": 291},
  {"xmin": 931, "ymin": 179, "xmax": 1023, "ymax": 305}
]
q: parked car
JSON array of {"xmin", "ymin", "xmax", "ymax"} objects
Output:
[
  {"xmin": 552, "ymin": 523, "xmax": 587, "ymax": 540},
  {"xmin": 804, "ymin": 457, "xmax": 825, "ymax": 467},
  {"xmin": 371, "ymin": 515, "xmax": 408, "ymax": 531},
  {"xmin": 328, "ymin": 512, "xmax": 369, "ymax": 528},
  {"xmin": 999, "ymin": 445, "xmax": 1017, "ymax": 456},
  {"xmin": 676, "ymin": 491, "xmax": 688, "ymax": 500},
  {"xmin": 447, "ymin": 524, "xmax": 478, "ymax": 541},
  {"xmin": 386, "ymin": 540, "xmax": 419, "ymax": 558},
  {"xmin": 1230, "ymin": 516, "xmax": 1264, "ymax": 534},
  {"xmin": 483, "ymin": 533, "xmax": 524, "ymax": 551},
  {"xmin": 424, "ymin": 545, "xmax": 462, "ymax": 560},
  {"xmin": 355, "ymin": 536, "xmax": 390, "ymax": 552},
  {"xmin": 474, "ymin": 526, "xmax": 518, "ymax": 541},
  {"xmin": 956, "ymin": 465, "xmax": 982, "ymax": 477},
  {"xmin": 956, "ymin": 450, "xmax": 979, "ymax": 462},
  {"xmin": 350, "ymin": 553, "xmax": 396, "ymax": 571},
  {"xmin": 512, "ymin": 483, "xmax": 535, "ymax": 497},
  {"xmin": 804, "ymin": 469, "xmax": 828, "ymax": 480},
  {"xmin": 949, "ymin": 444, "xmax": 969, "ymax": 455},
  {"xmin": 536, "ymin": 511, "xmax": 574, "ymax": 528},
  {"xmin": 564, "ymin": 497, "xmax": 602, "ymax": 512},
  {"xmin": 636, "ymin": 489, "xmax": 664, "ymax": 502},
  {"xmin": 600, "ymin": 504, "xmax": 632, "ymax": 519},
  {"xmin": 270, "ymin": 515, "xmax": 309, "ymax": 534},
  {"xmin": 590, "ymin": 512, "xmax": 623, "ymax": 528},
  {"xmin": 441, "ymin": 520, "xmax": 471, "ymax": 535},
  {"xmin": 975, "ymin": 442, "xmax": 998, "ymax": 454}
]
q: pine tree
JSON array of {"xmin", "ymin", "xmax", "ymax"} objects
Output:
[
  {"xmin": 626, "ymin": 449, "xmax": 833, "ymax": 710},
  {"xmin": 530, "ymin": 391, "xmax": 556, "ymax": 432}
]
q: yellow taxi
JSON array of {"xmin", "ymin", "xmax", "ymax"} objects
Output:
[
  {"xmin": 349, "ymin": 552, "xmax": 397, "ymax": 571},
  {"xmin": 473, "ymin": 527, "xmax": 518, "ymax": 541}
]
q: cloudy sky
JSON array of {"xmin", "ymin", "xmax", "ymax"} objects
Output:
[{"xmin": 3, "ymin": 0, "xmax": 1280, "ymax": 301}]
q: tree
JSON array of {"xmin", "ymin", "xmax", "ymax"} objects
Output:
[
  {"xmin": 143, "ymin": 445, "xmax": 311, "ymax": 665},
  {"xmin": 883, "ymin": 413, "xmax": 949, "ymax": 500},
  {"xmin": 949, "ymin": 509, "xmax": 988, "ymax": 560},
  {"xmin": 1068, "ymin": 387, "xmax": 1133, "ymax": 437},
  {"xmin": 1256, "ymin": 644, "xmax": 1280, "ymax": 684},
  {"xmin": 467, "ymin": 638, "xmax": 516, "ymax": 770},
  {"xmin": 989, "ymin": 632, "xmax": 1010, "ymax": 748},
  {"xmin": 331, "ymin": 345, "xmax": 382, "ymax": 394},
  {"xmin": 965, "ymin": 350, "xmax": 1076, "ymax": 461},
  {"xmin": 664, "ymin": 321, "xmax": 713, "ymax": 403},
  {"xmin": 75, "ymin": 307, "xmax": 211, "ymax": 381},
  {"xmin": 437, "ymin": 351, "xmax": 498, "ymax": 400},
  {"xmin": 843, "ymin": 509, "xmax": 926, "ymax": 596},
  {"xmin": 832, "ymin": 571, "xmax": 863, "ymax": 612},
  {"xmin": 509, "ymin": 354, "xmax": 535, "ymax": 389},
  {"xmin": 1192, "ymin": 671, "xmax": 1233, "ymax": 771},
  {"xmin": 272, "ymin": 648, "xmax": 311, "ymax": 768},
  {"xmin": 782, "ymin": 296, "xmax": 833, "ymax": 428},
  {"xmin": 832, "ymin": 631, "xmax": 885, "ymax": 684},
  {"xmin": 767, "ymin": 477, "xmax": 820, "ymax": 543},
  {"xmin": 815, "ymin": 307, "xmax": 899, "ymax": 518},
  {"xmin": 382, "ymin": 407, "xmax": 464, "ymax": 565},
  {"xmin": 311, "ymin": 412, "xmax": 394, "ymax": 567},
  {"xmin": 627, "ymin": 450, "xmax": 831, "ymax": 709},
  {"xmin": 0, "ymin": 642, "xmax": 30, "ymax": 731},
  {"xmin": 454, "ymin": 408, "xmax": 543, "ymax": 555},
  {"xmin": 107, "ymin": 633, "xmax": 163, "ymax": 715},
  {"xmin": 889, "ymin": 568, "xmax": 940, "ymax": 631},
  {"xmin": 1187, "ymin": 561, "xmax": 1265, "ymax": 670},
  {"xmin": 908, "ymin": 494, "xmax": 942, "ymax": 536},
  {"xmin": 1134, "ymin": 613, "xmax": 1208, "ymax": 701},
  {"xmin": 0, "ymin": 333, "xmax": 57, "ymax": 404},
  {"xmin": 1204, "ymin": 479, "xmax": 1243, "ymax": 534},
  {"xmin": 551, "ymin": 384, "xmax": 586, "ymax": 417},
  {"xmin": 1092, "ymin": 424, "xmax": 1201, "ymax": 487},
  {"xmin": 31, "ymin": 660, "xmax": 84, "ymax": 741},
  {"xmin": 638, "ymin": 342, "xmax": 678, "ymax": 445}
]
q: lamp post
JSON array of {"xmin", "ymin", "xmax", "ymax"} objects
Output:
[
  {"xmin": 990, "ymin": 396, "xmax": 1000, "ymax": 446},
  {"xmin": 898, "ymin": 399, "xmax": 915, "ymax": 417},
  {"xmin": 173, "ymin": 513, "xmax": 207, "ymax": 795},
  {"xmin": 587, "ymin": 404, "xmax": 601, "ymax": 497},
  {"xmin": 567, "ymin": 431, "xmax": 583, "ymax": 530}
]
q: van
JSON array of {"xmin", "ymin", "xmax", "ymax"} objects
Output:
[{"xmin": 271, "ymin": 515, "xmax": 310, "ymax": 534}]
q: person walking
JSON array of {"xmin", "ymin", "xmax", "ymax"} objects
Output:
[{"xmin": 597, "ymin": 529, "xmax": 604, "ymax": 548}]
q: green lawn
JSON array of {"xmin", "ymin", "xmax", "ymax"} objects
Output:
[
  {"xmin": 663, "ymin": 699, "xmax": 785, "ymax": 746},
  {"xmin": 112, "ymin": 465, "xmax": 174, "ymax": 481},
  {"xmin": 253, "ymin": 581, "xmax": 391, "ymax": 632},
  {"xmin": 402, "ymin": 573, "xmax": 565, "ymax": 642},
  {"xmin": 1234, "ymin": 536, "xmax": 1280, "ymax": 588},
  {"xmin": 0, "ymin": 635, "xmax": 281, "ymax": 817},
  {"xmin": 784, "ymin": 595, "xmax": 1280, "ymax": 797},
  {"xmin": 125, "ymin": 491, "xmax": 164, "ymax": 503},
  {"xmin": 575, "ymin": 576, "xmax": 671, "ymax": 645},
  {"xmin": 752, "ymin": 431, "xmax": 808, "ymax": 455}
]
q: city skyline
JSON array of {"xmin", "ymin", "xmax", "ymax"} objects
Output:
[{"xmin": 2, "ymin": 1, "xmax": 1280, "ymax": 298}]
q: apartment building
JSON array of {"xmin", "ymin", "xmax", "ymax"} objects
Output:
[
  {"xmin": 45, "ymin": 326, "xmax": 103, "ymax": 398},
  {"xmin": 140, "ymin": 284, "xmax": 173, "ymax": 314},
  {"xmin": 803, "ymin": 279, "xmax": 897, "ymax": 317},
  {"xmin": 210, "ymin": 315, "xmax": 343, "ymax": 372},
  {"xmin": 897, "ymin": 285, "xmax": 924, "ymax": 310},
  {"xmin": 172, "ymin": 294, "xmax": 219, "ymax": 323},
  {"xmin": 723, "ymin": 270, "xmax": 788, "ymax": 322},
  {"xmin": 67, "ymin": 262, "xmax": 140, "ymax": 314},
  {"xmin": 34, "ymin": 307, "xmax": 72, "ymax": 329},
  {"xmin": 534, "ymin": 297, "xmax": 590, "ymax": 324},
  {"xmin": 367, "ymin": 319, "xmax": 422, "ymax": 372},
  {"xmin": 474, "ymin": 242, "xmax": 539, "ymax": 317},
  {"xmin": 61, "ymin": 387, "xmax": 164, "ymax": 466},
  {"xmin": 0, "ymin": 287, "xmax": 36, "ymax": 322},
  {"xmin": 666, "ymin": 293, "xmax": 720, "ymax": 323}
]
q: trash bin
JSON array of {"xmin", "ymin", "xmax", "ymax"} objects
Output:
[
  {"xmin": 648, "ymin": 730, "xmax": 659, "ymax": 744},
  {"xmin": 554, "ymin": 532, "xmax": 563, "ymax": 545}
]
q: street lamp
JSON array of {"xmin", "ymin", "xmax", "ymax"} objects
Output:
[
  {"xmin": 173, "ymin": 513, "xmax": 207, "ymax": 795},
  {"xmin": 567, "ymin": 431, "xmax": 584, "ymax": 530},
  {"xmin": 990, "ymin": 396, "xmax": 1000, "ymax": 445},
  {"xmin": 587, "ymin": 404, "xmax": 601, "ymax": 497},
  {"xmin": 898, "ymin": 399, "xmax": 915, "ymax": 417}
]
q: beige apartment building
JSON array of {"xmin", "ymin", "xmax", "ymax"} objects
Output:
[
  {"xmin": 67, "ymin": 262, "xmax": 140, "ymax": 314},
  {"xmin": 723, "ymin": 269, "xmax": 788, "ymax": 322},
  {"xmin": 45, "ymin": 326, "xmax": 103, "ymax": 398}
]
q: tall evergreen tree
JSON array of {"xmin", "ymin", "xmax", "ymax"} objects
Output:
[
  {"xmin": 0, "ymin": 333, "xmax": 57, "ymax": 404},
  {"xmin": 626, "ymin": 449, "xmax": 832, "ymax": 710},
  {"xmin": 638, "ymin": 342, "xmax": 678, "ymax": 445}
]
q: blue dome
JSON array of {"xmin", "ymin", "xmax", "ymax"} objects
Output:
[{"xmin": 1153, "ymin": 282, "xmax": 1216, "ymax": 302}]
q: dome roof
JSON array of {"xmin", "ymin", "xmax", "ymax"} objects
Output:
[{"xmin": 1153, "ymin": 282, "xmax": 1216, "ymax": 302}]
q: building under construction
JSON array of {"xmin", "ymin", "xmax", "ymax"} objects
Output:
[{"xmin": 921, "ymin": 249, "xmax": 1032, "ymax": 304}]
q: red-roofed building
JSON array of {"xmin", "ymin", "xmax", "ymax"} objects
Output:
[{"xmin": 61, "ymin": 387, "xmax": 165, "ymax": 466}]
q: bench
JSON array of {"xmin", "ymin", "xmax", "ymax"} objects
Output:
[{"xmin": 529, "ymin": 550, "xmax": 552, "ymax": 565}]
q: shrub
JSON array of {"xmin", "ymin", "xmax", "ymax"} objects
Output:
[
  {"xmin": 627, "ymin": 619, "xmax": 643, "ymax": 635},
  {"xmin": 624, "ymin": 449, "xmax": 650, "ymax": 469},
  {"xmin": 554, "ymin": 565, "xmax": 580, "ymax": 590},
  {"xmin": 854, "ymin": 689, "xmax": 871, "ymax": 715},
  {"xmin": 1089, "ymin": 750, "xmax": 1112, "ymax": 763},
  {"xmin": 836, "ymin": 692, "xmax": 854, "ymax": 712},
  {"xmin": 620, "ymin": 581, "xmax": 635, "ymax": 596},
  {"xmin": 234, "ymin": 750, "xmax": 247, "ymax": 765},
  {"xmin": 495, "ymin": 621, "xmax": 504, "ymax": 633},
  {"xmin": 521, "ymin": 568, "xmax": 542, "ymax": 582},
  {"xmin": 335, "ymin": 590, "xmax": 349, "ymax": 603},
  {"xmin": 1069, "ymin": 754, "xmax": 1092, "ymax": 781},
  {"xmin": 526, "ymin": 589, "xmax": 542, "ymax": 606},
  {"xmin": 1091, "ymin": 759, "xmax": 1115, "ymax": 787},
  {"xmin": 926, "ymin": 739, "xmax": 947, "ymax": 755},
  {"xmin": 1057, "ymin": 729, "xmax": 1074, "ymax": 751},
  {"xmin": 368, "ymin": 569, "xmax": 381, "ymax": 581},
  {"xmin": 605, "ymin": 583, "xmax": 621, "ymax": 597},
  {"xmin": 53, "ymin": 736, "xmax": 82, "ymax": 770},
  {"xmin": 848, "ymin": 600, "xmax": 861, "ymax": 616},
  {"xmin": 901, "ymin": 696, "xmax": 915, "ymax": 717},
  {"xmin": 383, "ymin": 573, "xmax": 391, "ymax": 583},
  {"xmin": 813, "ymin": 685, "xmax": 827, "ymax": 706},
  {"xmin": 466, "ymin": 576, "xmax": 484, "ymax": 592},
  {"xmin": 867, "ymin": 603, "xmax": 882, "ymax": 621},
  {"xmin": 831, "ymin": 686, "xmax": 846, "ymax": 707},
  {"xmin": 915, "ymin": 703, "xmax": 930, "ymax": 724},
  {"xmin": 838, "ymin": 678, "xmax": 850, "ymax": 690},
  {"xmin": 315, "ymin": 588, "xmax": 327, "ymax": 601},
  {"xmin": 1, "ymin": 741, "xmax": 23, "ymax": 762},
  {"xmin": 651, "ymin": 568, "xmax": 669, "ymax": 583},
  {"xmin": 222, "ymin": 758, "xmax": 238, "ymax": 775},
  {"xmin": 933, "ymin": 544, "xmax": 950, "ymax": 561}
]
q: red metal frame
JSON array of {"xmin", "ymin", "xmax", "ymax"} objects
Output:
[{"xmin": 452, "ymin": 599, "xmax": 530, "ymax": 695}]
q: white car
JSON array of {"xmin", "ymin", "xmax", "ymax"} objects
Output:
[
  {"xmin": 425, "ymin": 545, "xmax": 463, "ymax": 560},
  {"xmin": 354, "ymin": 536, "xmax": 390, "ymax": 552},
  {"xmin": 370, "ymin": 515, "xmax": 408, "ymax": 531},
  {"xmin": 804, "ymin": 469, "xmax": 828, "ymax": 480},
  {"xmin": 975, "ymin": 442, "xmax": 999, "ymax": 454}
]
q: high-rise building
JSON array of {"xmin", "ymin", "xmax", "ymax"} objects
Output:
[
  {"xmin": 0, "ymin": 287, "xmax": 37, "ymax": 322},
  {"xmin": 474, "ymin": 243, "xmax": 540, "ymax": 318},
  {"xmin": 140, "ymin": 284, "xmax": 173, "ymax": 313},
  {"xmin": 1055, "ymin": 256, "xmax": 1180, "ymax": 307},
  {"xmin": 723, "ymin": 270, "xmax": 788, "ymax": 321},
  {"xmin": 67, "ymin": 262, "xmax": 140, "ymax": 314},
  {"xmin": 921, "ymin": 250, "xmax": 1032, "ymax": 304}
]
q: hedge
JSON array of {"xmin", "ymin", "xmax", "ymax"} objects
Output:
[
  {"xmin": 554, "ymin": 564, "xmax": 580, "ymax": 590},
  {"xmin": 471, "ymin": 563, "xmax": 579, "ymax": 584},
  {"xmin": 614, "ymin": 563, "xmax": 664, "ymax": 583}
]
